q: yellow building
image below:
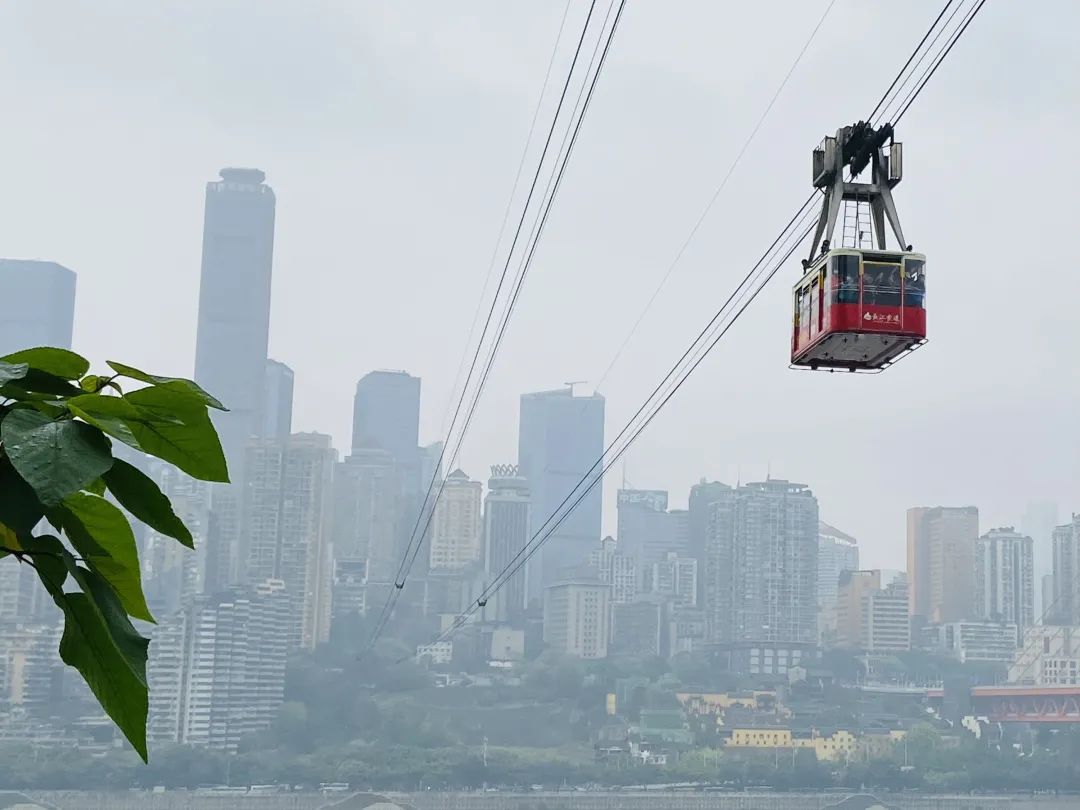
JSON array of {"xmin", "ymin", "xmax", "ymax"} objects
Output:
[
  {"xmin": 726, "ymin": 728, "xmax": 858, "ymax": 761},
  {"xmin": 676, "ymin": 691, "xmax": 776, "ymax": 715}
]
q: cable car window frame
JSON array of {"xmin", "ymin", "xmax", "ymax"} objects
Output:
[
  {"xmin": 862, "ymin": 260, "xmax": 901, "ymax": 307},
  {"xmin": 799, "ymin": 282, "xmax": 812, "ymax": 341},
  {"xmin": 832, "ymin": 254, "xmax": 860, "ymax": 305},
  {"xmin": 903, "ymin": 257, "xmax": 926, "ymax": 309}
]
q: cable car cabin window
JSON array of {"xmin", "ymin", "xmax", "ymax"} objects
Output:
[
  {"xmin": 832, "ymin": 254, "xmax": 860, "ymax": 304},
  {"xmin": 800, "ymin": 284, "xmax": 811, "ymax": 335},
  {"xmin": 863, "ymin": 261, "xmax": 901, "ymax": 307},
  {"xmin": 904, "ymin": 258, "xmax": 926, "ymax": 308}
]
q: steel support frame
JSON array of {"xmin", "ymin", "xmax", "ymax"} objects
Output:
[{"xmin": 808, "ymin": 128, "xmax": 908, "ymax": 262}]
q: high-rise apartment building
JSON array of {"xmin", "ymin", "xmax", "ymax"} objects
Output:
[
  {"xmin": 1043, "ymin": 574, "xmax": 1056, "ymax": 623},
  {"xmin": 543, "ymin": 571, "xmax": 610, "ymax": 659},
  {"xmin": 0, "ymin": 621, "xmax": 62, "ymax": 715},
  {"xmin": 261, "ymin": 359, "xmax": 294, "ymax": 441},
  {"xmin": 864, "ymin": 576, "xmax": 911, "ymax": 653},
  {"xmin": 147, "ymin": 580, "xmax": 289, "ymax": 751},
  {"xmin": 484, "ymin": 465, "xmax": 532, "ymax": 621},
  {"xmin": 611, "ymin": 599, "xmax": 665, "ymax": 658},
  {"xmin": 589, "ymin": 536, "xmax": 637, "ymax": 605},
  {"xmin": 616, "ymin": 489, "xmax": 689, "ymax": 590},
  {"xmin": 193, "ymin": 168, "xmax": 276, "ymax": 480},
  {"xmin": 243, "ymin": 433, "xmax": 336, "ymax": 650},
  {"xmin": 651, "ymin": 552, "xmax": 698, "ymax": 607},
  {"xmin": 688, "ymin": 480, "xmax": 732, "ymax": 606},
  {"xmin": 1052, "ymin": 515, "xmax": 1080, "ymax": 625},
  {"xmin": 0, "ymin": 259, "xmax": 76, "ymax": 355},
  {"xmin": 836, "ymin": 570, "xmax": 881, "ymax": 649},
  {"xmin": 518, "ymin": 387, "xmax": 605, "ymax": 595},
  {"xmin": 332, "ymin": 449, "xmax": 399, "ymax": 587},
  {"xmin": 706, "ymin": 479, "xmax": 819, "ymax": 671},
  {"xmin": 974, "ymin": 527, "xmax": 1035, "ymax": 643},
  {"xmin": 817, "ymin": 521, "xmax": 859, "ymax": 637},
  {"xmin": 836, "ymin": 570, "xmax": 909, "ymax": 652},
  {"xmin": 428, "ymin": 470, "xmax": 482, "ymax": 571},
  {"xmin": 420, "ymin": 441, "xmax": 444, "ymax": 492},
  {"xmin": 141, "ymin": 465, "xmax": 212, "ymax": 617},
  {"xmin": 907, "ymin": 506, "xmax": 979, "ymax": 624}
]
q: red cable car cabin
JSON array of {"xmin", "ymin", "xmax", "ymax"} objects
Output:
[{"xmin": 791, "ymin": 248, "xmax": 925, "ymax": 371}]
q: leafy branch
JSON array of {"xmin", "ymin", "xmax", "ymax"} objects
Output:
[{"xmin": 0, "ymin": 347, "xmax": 227, "ymax": 760}]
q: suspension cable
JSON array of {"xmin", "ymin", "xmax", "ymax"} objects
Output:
[{"xmin": 403, "ymin": 0, "xmax": 990, "ymax": 659}]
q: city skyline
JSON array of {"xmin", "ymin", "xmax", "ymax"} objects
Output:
[{"xmin": 2, "ymin": 3, "xmax": 1076, "ymax": 575}]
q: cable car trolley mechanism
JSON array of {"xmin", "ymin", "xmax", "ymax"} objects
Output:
[{"xmin": 791, "ymin": 122, "xmax": 926, "ymax": 372}]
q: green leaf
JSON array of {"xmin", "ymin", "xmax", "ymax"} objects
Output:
[
  {"xmin": 46, "ymin": 565, "xmax": 149, "ymax": 761},
  {"xmin": 70, "ymin": 389, "xmax": 228, "ymax": 483},
  {"xmin": 1, "ymin": 409, "xmax": 115, "ymax": 506},
  {"xmin": 0, "ymin": 360, "xmax": 29, "ymax": 386},
  {"xmin": 0, "ymin": 347, "xmax": 89, "ymax": 380},
  {"xmin": 123, "ymin": 385, "xmax": 229, "ymax": 483},
  {"xmin": 0, "ymin": 457, "xmax": 46, "ymax": 536},
  {"xmin": 23, "ymin": 534, "xmax": 70, "ymax": 591},
  {"xmin": 12, "ymin": 400, "xmax": 69, "ymax": 418},
  {"xmin": 107, "ymin": 361, "xmax": 226, "ymax": 410},
  {"xmin": 80, "ymin": 374, "xmax": 103, "ymax": 393},
  {"xmin": 55, "ymin": 492, "xmax": 153, "ymax": 623},
  {"xmin": 0, "ymin": 521, "xmax": 21, "ymax": 553},
  {"xmin": 67, "ymin": 393, "xmax": 142, "ymax": 447},
  {"xmin": 103, "ymin": 459, "xmax": 193, "ymax": 548},
  {"xmin": 85, "ymin": 477, "xmax": 107, "ymax": 496},
  {"xmin": 0, "ymin": 368, "xmax": 85, "ymax": 399}
]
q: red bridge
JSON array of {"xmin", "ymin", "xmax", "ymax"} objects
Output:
[{"xmin": 926, "ymin": 685, "xmax": 1080, "ymax": 723}]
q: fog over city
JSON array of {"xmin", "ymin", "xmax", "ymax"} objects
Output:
[
  {"xmin": 6, "ymin": 2, "xmax": 1080, "ymax": 805},
  {"xmin": 2, "ymin": 2, "xmax": 1077, "ymax": 570}
]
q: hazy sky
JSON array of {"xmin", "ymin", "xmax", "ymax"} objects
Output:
[{"xmin": 2, "ymin": 1, "xmax": 1077, "ymax": 570}]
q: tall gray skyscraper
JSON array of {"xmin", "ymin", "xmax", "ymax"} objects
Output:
[
  {"xmin": 261, "ymin": 359, "xmax": 294, "ymax": 441},
  {"xmin": 0, "ymin": 259, "xmax": 76, "ymax": 355},
  {"xmin": 351, "ymin": 370, "xmax": 421, "ymax": 462},
  {"xmin": 1022, "ymin": 501, "xmax": 1059, "ymax": 615},
  {"xmin": 616, "ymin": 489, "xmax": 689, "ymax": 590},
  {"xmin": 1052, "ymin": 515, "xmax": 1080, "ymax": 625},
  {"xmin": 332, "ymin": 448, "xmax": 400, "ymax": 587},
  {"xmin": 193, "ymin": 168, "xmax": 276, "ymax": 481},
  {"xmin": 706, "ymin": 480, "xmax": 819, "ymax": 672},
  {"xmin": 484, "ymin": 465, "xmax": 532, "ymax": 622},
  {"xmin": 518, "ymin": 386, "xmax": 605, "ymax": 596},
  {"xmin": 351, "ymin": 370, "xmax": 423, "ymax": 586},
  {"xmin": 907, "ymin": 506, "xmax": 979, "ymax": 625}
]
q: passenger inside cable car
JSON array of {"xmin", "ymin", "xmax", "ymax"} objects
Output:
[{"xmin": 791, "ymin": 248, "xmax": 926, "ymax": 371}]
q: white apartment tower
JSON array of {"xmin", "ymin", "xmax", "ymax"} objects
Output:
[
  {"xmin": 975, "ymin": 527, "xmax": 1035, "ymax": 642},
  {"xmin": 429, "ymin": 469, "xmax": 483, "ymax": 571}
]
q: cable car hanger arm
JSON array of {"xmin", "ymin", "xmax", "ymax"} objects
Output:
[{"xmin": 805, "ymin": 122, "xmax": 911, "ymax": 265}]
